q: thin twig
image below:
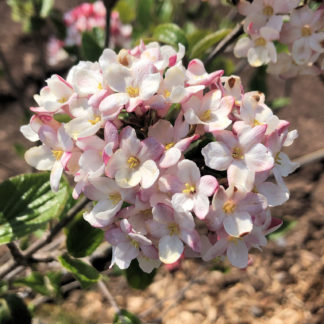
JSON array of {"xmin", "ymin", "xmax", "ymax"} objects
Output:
[
  {"xmin": 103, "ymin": 0, "xmax": 119, "ymax": 48},
  {"xmin": 205, "ymin": 21, "xmax": 244, "ymax": 66},
  {"xmin": 98, "ymin": 280, "xmax": 120, "ymax": 313},
  {"xmin": 0, "ymin": 197, "xmax": 90, "ymax": 279}
]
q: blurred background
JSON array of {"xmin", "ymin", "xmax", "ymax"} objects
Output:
[{"xmin": 0, "ymin": 0, "xmax": 324, "ymax": 323}]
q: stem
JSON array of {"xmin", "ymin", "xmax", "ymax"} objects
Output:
[
  {"xmin": 0, "ymin": 197, "xmax": 90, "ymax": 279},
  {"xmin": 103, "ymin": 0, "xmax": 119, "ymax": 48},
  {"xmin": 204, "ymin": 21, "xmax": 244, "ymax": 66}
]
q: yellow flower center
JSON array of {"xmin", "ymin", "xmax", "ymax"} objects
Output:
[
  {"xmin": 127, "ymin": 156, "xmax": 140, "ymax": 169},
  {"xmin": 164, "ymin": 89, "xmax": 171, "ymax": 98},
  {"xmin": 275, "ymin": 152, "xmax": 282, "ymax": 165},
  {"xmin": 165, "ymin": 142, "xmax": 175, "ymax": 150},
  {"xmin": 232, "ymin": 147, "xmax": 244, "ymax": 160},
  {"xmin": 263, "ymin": 5, "xmax": 274, "ymax": 16},
  {"xmin": 182, "ymin": 183, "xmax": 196, "ymax": 195},
  {"xmin": 168, "ymin": 223, "xmax": 180, "ymax": 236},
  {"xmin": 254, "ymin": 37, "xmax": 267, "ymax": 47},
  {"xmin": 98, "ymin": 82, "xmax": 103, "ymax": 90},
  {"xmin": 200, "ymin": 109, "xmax": 211, "ymax": 122},
  {"xmin": 109, "ymin": 193, "xmax": 122, "ymax": 205},
  {"xmin": 52, "ymin": 149, "xmax": 63, "ymax": 160},
  {"xmin": 253, "ymin": 119, "xmax": 262, "ymax": 126},
  {"xmin": 57, "ymin": 97, "xmax": 68, "ymax": 104},
  {"xmin": 223, "ymin": 200, "xmax": 236, "ymax": 214},
  {"xmin": 142, "ymin": 209, "xmax": 152, "ymax": 217},
  {"xmin": 88, "ymin": 116, "xmax": 101, "ymax": 125},
  {"xmin": 130, "ymin": 239, "xmax": 139, "ymax": 249},
  {"xmin": 126, "ymin": 86, "xmax": 139, "ymax": 98},
  {"xmin": 301, "ymin": 25, "xmax": 312, "ymax": 37}
]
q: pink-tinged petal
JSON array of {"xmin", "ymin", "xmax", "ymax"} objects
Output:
[
  {"xmin": 114, "ymin": 242, "xmax": 139, "ymax": 269},
  {"xmin": 245, "ymin": 143, "xmax": 274, "ymax": 172},
  {"xmin": 61, "ymin": 152, "xmax": 71, "ymax": 169},
  {"xmin": 104, "ymin": 63, "xmax": 130, "ymax": 92},
  {"xmin": 175, "ymin": 134, "xmax": 199, "ymax": 152},
  {"xmin": 115, "ymin": 168, "xmax": 141, "ymax": 188},
  {"xmin": 57, "ymin": 126, "xmax": 73, "ymax": 151},
  {"xmin": 174, "ymin": 210, "xmax": 195, "ymax": 231},
  {"xmin": 139, "ymin": 160, "xmax": 160, "ymax": 189},
  {"xmin": 119, "ymin": 126, "xmax": 141, "ymax": 155},
  {"xmin": 177, "ymin": 159, "xmax": 200, "ymax": 184},
  {"xmin": 139, "ymin": 73, "xmax": 161, "ymax": 100},
  {"xmin": 234, "ymin": 37, "xmax": 252, "ymax": 58},
  {"xmin": 148, "ymin": 119, "xmax": 174, "ymax": 144},
  {"xmin": 180, "ymin": 230, "xmax": 201, "ymax": 252},
  {"xmin": 193, "ymin": 194, "xmax": 210, "ymax": 219},
  {"xmin": 105, "ymin": 228, "xmax": 127, "ymax": 245},
  {"xmin": 292, "ymin": 38, "xmax": 312, "ymax": 65},
  {"xmin": 223, "ymin": 212, "xmax": 253, "ymax": 237},
  {"xmin": 79, "ymin": 149, "xmax": 104, "ymax": 175},
  {"xmin": 159, "ymin": 235, "xmax": 184, "ymax": 264},
  {"xmin": 227, "ymin": 239, "xmax": 248, "ymax": 268},
  {"xmin": 104, "ymin": 121, "xmax": 119, "ymax": 151},
  {"xmin": 202, "ymin": 142, "xmax": 232, "ymax": 171},
  {"xmin": 137, "ymin": 256, "xmax": 160, "ymax": 273},
  {"xmin": 38, "ymin": 125, "xmax": 57, "ymax": 148},
  {"xmin": 83, "ymin": 184, "xmax": 107, "ymax": 201},
  {"xmin": 198, "ymin": 175, "xmax": 218, "ymax": 196},
  {"xmin": 128, "ymin": 233, "xmax": 152, "ymax": 246},
  {"xmin": 106, "ymin": 150, "xmax": 128, "ymax": 178},
  {"xmin": 172, "ymin": 193, "xmax": 194, "ymax": 212},
  {"xmin": 152, "ymin": 203, "xmax": 174, "ymax": 224},
  {"xmin": 20, "ymin": 124, "xmax": 39, "ymax": 142},
  {"xmin": 275, "ymin": 152, "xmax": 299, "ymax": 177},
  {"xmin": 238, "ymin": 124, "xmax": 267, "ymax": 151},
  {"xmin": 159, "ymin": 147, "xmax": 181, "ymax": 168},
  {"xmin": 238, "ymin": 192, "xmax": 267, "ymax": 214},
  {"xmin": 309, "ymin": 32, "xmax": 324, "ymax": 53},
  {"xmin": 84, "ymin": 199, "xmax": 122, "ymax": 228},
  {"xmin": 50, "ymin": 160, "xmax": 63, "ymax": 192},
  {"xmin": 25, "ymin": 145, "xmax": 54, "ymax": 170},
  {"xmin": 99, "ymin": 93, "xmax": 129, "ymax": 119},
  {"xmin": 203, "ymin": 238, "xmax": 227, "ymax": 261},
  {"xmin": 257, "ymin": 181, "xmax": 289, "ymax": 207},
  {"xmin": 264, "ymin": 217, "xmax": 283, "ymax": 235},
  {"xmin": 228, "ymin": 161, "xmax": 255, "ymax": 192},
  {"xmin": 146, "ymin": 220, "xmax": 169, "ymax": 238},
  {"xmin": 141, "ymin": 244, "xmax": 159, "ymax": 259},
  {"xmin": 139, "ymin": 137, "xmax": 164, "ymax": 161}
]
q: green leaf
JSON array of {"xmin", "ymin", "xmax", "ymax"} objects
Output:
[
  {"xmin": 53, "ymin": 113, "xmax": 72, "ymax": 123},
  {"xmin": 190, "ymin": 29, "xmax": 231, "ymax": 59},
  {"xmin": 40, "ymin": 0, "xmax": 54, "ymax": 18},
  {"xmin": 66, "ymin": 211, "xmax": 104, "ymax": 258},
  {"xmin": 13, "ymin": 143, "xmax": 25, "ymax": 158},
  {"xmin": 271, "ymin": 97, "xmax": 291, "ymax": 110},
  {"xmin": 0, "ymin": 173, "xmax": 70, "ymax": 245},
  {"xmin": 58, "ymin": 253, "xmax": 100, "ymax": 288},
  {"xmin": 124, "ymin": 259, "xmax": 156, "ymax": 290},
  {"xmin": 153, "ymin": 23, "xmax": 188, "ymax": 49},
  {"xmin": 14, "ymin": 272, "xmax": 50, "ymax": 296},
  {"xmin": 0, "ymin": 294, "xmax": 32, "ymax": 324},
  {"xmin": 115, "ymin": 0, "xmax": 136, "ymax": 23},
  {"xmin": 81, "ymin": 31, "xmax": 103, "ymax": 61},
  {"xmin": 164, "ymin": 103, "xmax": 181, "ymax": 124},
  {"xmin": 113, "ymin": 309, "xmax": 142, "ymax": 324},
  {"xmin": 137, "ymin": 0, "xmax": 155, "ymax": 29},
  {"xmin": 157, "ymin": 0, "xmax": 173, "ymax": 23},
  {"xmin": 46, "ymin": 271, "xmax": 63, "ymax": 297}
]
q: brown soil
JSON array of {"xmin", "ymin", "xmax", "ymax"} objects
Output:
[{"xmin": 0, "ymin": 2, "xmax": 324, "ymax": 324}]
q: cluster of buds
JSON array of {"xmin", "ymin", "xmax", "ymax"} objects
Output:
[
  {"xmin": 21, "ymin": 41, "xmax": 298, "ymax": 272},
  {"xmin": 47, "ymin": 1, "xmax": 132, "ymax": 65},
  {"xmin": 234, "ymin": 0, "xmax": 324, "ymax": 78}
]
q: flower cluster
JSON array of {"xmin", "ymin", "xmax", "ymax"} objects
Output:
[
  {"xmin": 234, "ymin": 1, "xmax": 324, "ymax": 78},
  {"xmin": 22, "ymin": 41, "xmax": 298, "ymax": 272},
  {"xmin": 47, "ymin": 1, "xmax": 132, "ymax": 65}
]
